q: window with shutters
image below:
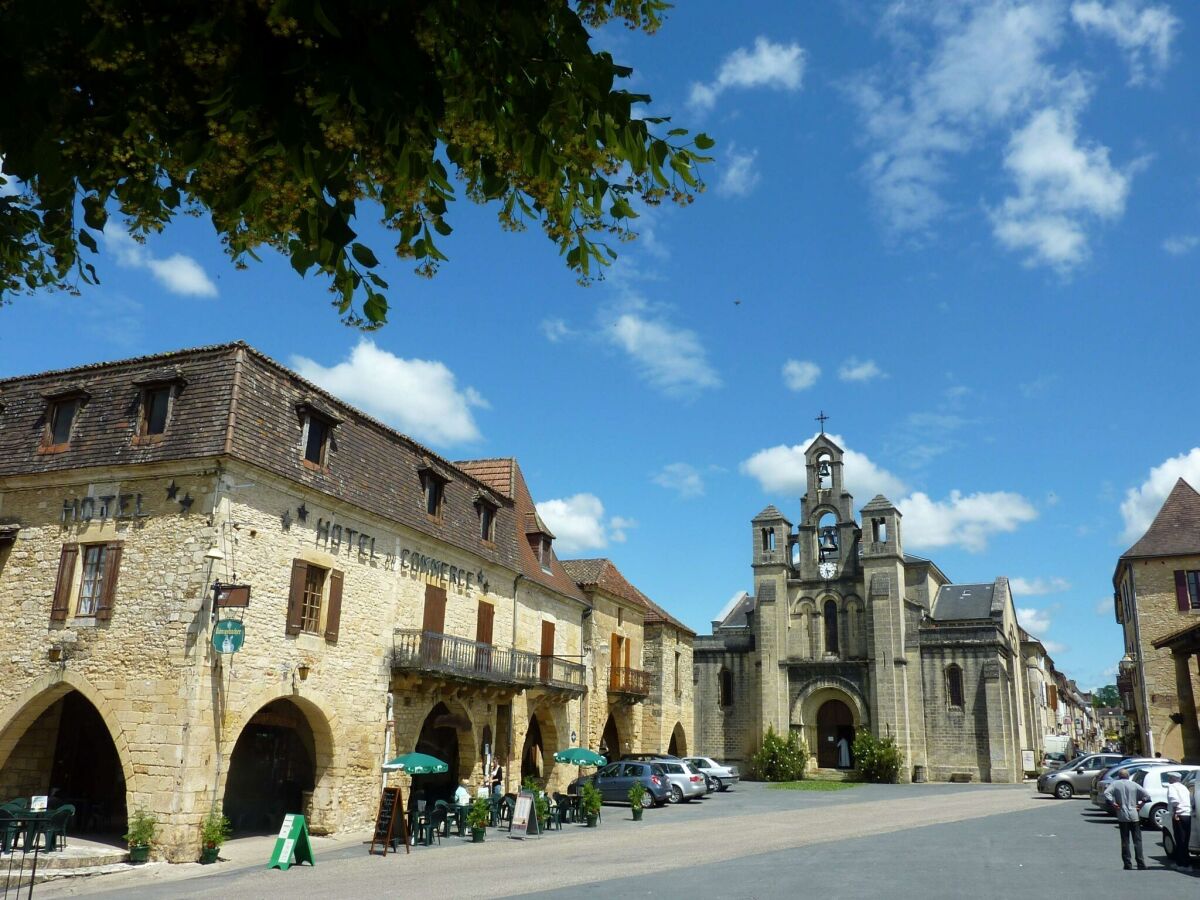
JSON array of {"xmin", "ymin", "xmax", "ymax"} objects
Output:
[
  {"xmin": 285, "ymin": 558, "xmax": 342, "ymax": 641},
  {"xmin": 300, "ymin": 565, "xmax": 325, "ymax": 633},
  {"xmin": 1175, "ymin": 570, "xmax": 1200, "ymax": 611},
  {"xmin": 50, "ymin": 541, "xmax": 121, "ymax": 623},
  {"xmin": 78, "ymin": 545, "xmax": 107, "ymax": 616}
]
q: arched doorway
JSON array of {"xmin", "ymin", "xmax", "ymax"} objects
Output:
[
  {"xmin": 667, "ymin": 722, "xmax": 688, "ymax": 757},
  {"xmin": 600, "ymin": 713, "xmax": 621, "ymax": 761},
  {"xmin": 816, "ymin": 699, "xmax": 854, "ymax": 769},
  {"xmin": 413, "ymin": 702, "xmax": 465, "ymax": 805},
  {"xmin": 521, "ymin": 715, "xmax": 544, "ymax": 782},
  {"xmin": 0, "ymin": 690, "xmax": 127, "ymax": 835},
  {"xmin": 223, "ymin": 699, "xmax": 316, "ymax": 834}
]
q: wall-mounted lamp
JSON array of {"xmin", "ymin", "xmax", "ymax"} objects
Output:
[
  {"xmin": 297, "ymin": 663, "xmax": 311, "ymax": 681},
  {"xmin": 48, "ymin": 646, "xmax": 64, "ymax": 663}
]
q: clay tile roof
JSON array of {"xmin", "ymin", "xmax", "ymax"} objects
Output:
[
  {"xmin": 561, "ymin": 557, "xmax": 694, "ymax": 636},
  {"xmin": 499, "ymin": 461, "xmax": 586, "ymax": 604},
  {"xmin": 1121, "ymin": 478, "xmax": 1200, "ymax": 560},
  {"xmin": 454, "ymin": 458, "xmax": 516, "ymax": 499}
]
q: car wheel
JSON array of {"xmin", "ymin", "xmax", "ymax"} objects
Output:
[
  {"xmin": 669, "ymin": 785, "xmax": 683, "ymax": 804},
  {"xmin": 1054, "ymin": 782, "xmax": 1073, "ymax": 800},
  {"xmin": 1148, "ymin": 804, "xmax": 1168, "ymax": 831},
  {"xmin": 641, "ymin": 788, "xmax": 654, "ymax": 809},
  {"xmin": 713, "ymin": 777, "xmax": 725, "ymax": 792},
  {"xmin": 1163, "ymin": 828, "xmax": 1177, "ymax": 857}
]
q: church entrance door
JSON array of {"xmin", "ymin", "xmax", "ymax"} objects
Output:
[{"xmin": 816, "ymin": 699, "xmax": 854, "ymax": 768}]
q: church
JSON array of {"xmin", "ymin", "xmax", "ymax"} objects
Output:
[{"xmin": 693, "ymin": 433, "xmax": 1033, "ymax": 783}]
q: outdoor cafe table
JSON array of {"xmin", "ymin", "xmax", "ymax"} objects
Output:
[{"xmin": 2, "ymin": 811, "xmax": 54, "ymax": 854}]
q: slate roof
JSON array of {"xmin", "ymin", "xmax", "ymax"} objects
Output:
[
  {"xmin": 1121, "ymin": 478, "xmax": 1200, "ymax": 560},
  {"xmin": 861, "ymin": 494, "xmax": 897, "ymax": 512},
  {"xmin": 753, "ymin": 504, "xmax": 791, "ymax": 523},
  {"xmin": 560, "ymin": 558, "xmax": 694, "ymax": 636},
  {"xmin": 930, "ymin": 583, "xmax": 996, "ymax": 621},
  {"xmin": 715, "ymin": 590, "xmax": 756, "ymax": 628}
]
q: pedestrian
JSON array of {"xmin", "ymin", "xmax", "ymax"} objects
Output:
[
  {"xmin": 1165, "ymin": 771, "xmax": 1193, "ymax": 869},
  {"xmin": 489, "ymin": 759, "xmax": 503, "ymax": 798},
  {"xmin": 454, "ymin": 778, "xmax": 472, "ymax": 807},
  {"xmin": 1102, "ymin": 769, "xmax": 1151, "ymax": 870}
]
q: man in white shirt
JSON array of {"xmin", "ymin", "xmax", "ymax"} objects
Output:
[
  {"xmin": 454, "ymin": 779, "xmax": 472, "ymax": 807},
  {"xmin": 1165, "ymin": 771, "xmax": 1193, "ymax": 869}
]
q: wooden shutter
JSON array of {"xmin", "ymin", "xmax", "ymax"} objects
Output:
[
  {"xmin": 476, "ymin": 601, "xmax": 494, "ymax": 645},
  {"xmin": 422, "ymin": 584, "xmax": 447, "ymax": 634},
  {"xmin": 287, "ymin": 559, "xmax": 309, "ymax": 635},
  {"xmin": 324, "ymin": 569, "xmax": 344, "ymax": 643},
  {"xmin": 95, "ymin": 542, "xmax": 122, "ymax": 621},
  {"xmin": 1176, "ymin": 570, "xmax": 1190, "ymax": 612},
  {"xmin": 50, "ymin": 543, "xmax": 78, "ymax": 622},
  {"xmin": 610, "ymin": 633, "xmax": 621, "ymax": 689},
  {"xmin": 540, "ymin": 620, "xmax": 555, "ymax": 681},
  {"xmin": 624, "ymin": 636, "xmax": 631, "ymax": 670}
]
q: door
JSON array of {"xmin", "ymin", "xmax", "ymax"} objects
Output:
[
  {"xmin": 816, "ymin": 699, "xmax": 854, "ymax": 768},
  {"xmin": 540, "ymin": 620, "xmax": 555, "ymax": 681},
  {"xmin": 422, "ymin": 584, "xmax": 447, "ymax": 663},
  {"xmin": 610, "ymin": 634, "xmax": 623, "ymax": 689},
  {"xmin": 474, "ymin": 601, "xmax": 494, "ymax": 672}
]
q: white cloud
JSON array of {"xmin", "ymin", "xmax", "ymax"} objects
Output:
[
  {"xmin": 689, "ymin": 36, "xmax": 806, "ymax": 112},
  {"xmin": 1011, "ymin": 576, "xmax": 1072, "ymax": 595},
  {"xmin": 718, "ymin": 148, "xmax": 761, "ymax": 198},
  {"xmin": 1119, "ymin": 447, "xmax": 1200, "ymax": 542},
  {"xmin": 102, "ymin": 226, "xmax": 218, "ymax": 297},
  {"xmin": 1071, "ymin": 1, "xmax": 1180, "ymax": 85},
  {"xmin": 1163, "ymin": 234, "xmax": 1200, "ymax": 255},
  {"xmin": 838, "ymin": 357, "xmax": 885, "ymax": 382},
  {"xmin": 902, "ymin": 489, "xmax": 1039, "ymax": 553},
  {"xmin": 782, "ymin": 359, "xmax": 821, "ymax": 391},
  {"xmin": 291, "ymin": 339, "xmax": 487, "ymax": 447},
  {"xmin": 652, "ymin": 463, "xmax": 706, "ymax": 499},
  {"xmin": 1017, "ymin": 606, "xmax": 1053, "ymax": 634},
  {"xmin": 991, "ymin": 103, "xmax": 1132, "ymax": 270},
  {"xmin": 741, "ymin": 433, "xmax": 908, "ymax": 500},
  {"xmin": 541, "ymin": 318, "xmax": 574, "ymax": 342},
  {"xmin": 536, "ymin": 494, "xmax": 632, "ymax": 554},
  {"xmin": 1095, "ymin": 598, "xmax": 1113, "ymax": 615},
  {"xmin": 1043, "ymin": 639, "xmax": 1069, "ymax": 654},
  {"xmin": 608, "ymin": 310, "xmax": 721, "ymax": 397}
]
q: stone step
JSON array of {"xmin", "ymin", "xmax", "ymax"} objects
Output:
[
  {"xmin": 2, "ymin": 860, "xmax": 139, "ymax": 889},
  {"xmin": 809, "ymin": 768, "xmax": 855, "ymax": 782}
]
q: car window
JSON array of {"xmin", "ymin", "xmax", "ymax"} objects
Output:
[
  {"xmin": 621, "ymin": 763, "xmax": 643, "ymax": 777},
  {"xmin": 663, "ymin": 763, "xmax": 683, "ymax": 774},
  {"xmin": 650, "ymin": 764, "xmax": 667, "ymax": 775},
  {"xmin": 599, "ymin": 764, "xmax": 618, "ymax": 777},
  {"xmin": 1132, "ymin": 770, "xmax": 1150, "ymax": 785}
]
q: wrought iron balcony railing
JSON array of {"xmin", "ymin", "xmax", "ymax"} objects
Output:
[
  {"xmin": 392, "ymin": 630, "xmax": 585, "ymax": 693},
  {"xmin": 608, "ymin": 665, "xmax": 652, "ymax": 697}
]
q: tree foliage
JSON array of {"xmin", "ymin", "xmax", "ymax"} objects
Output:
[
  {"xmin": 1091, "ymin": 684, "xmax": 1119, "ymax": 708},
  {"xmin": 852, "ymin": 730, "xmax": 903, "ymax": 784},
  {"xmin": 0, "ymin": 0, "xmax": 712, "ymax": 326},
  {"xmin": 751, "ymin": 726, "xmax": 809, "ymax": 782}
]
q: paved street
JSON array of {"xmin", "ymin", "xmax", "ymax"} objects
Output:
[{"xmin": 38, "ymin": 783, "xmax": 1200, "ymax": 899}]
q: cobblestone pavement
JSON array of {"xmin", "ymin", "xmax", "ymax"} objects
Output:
[{"xmin": 37, "ymin": 783, "xmax": 1198, "ymax": 899}]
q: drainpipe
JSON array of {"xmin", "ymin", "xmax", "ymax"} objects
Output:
[
  {"xmin": 1128, "ymin": 565, "xmax": 1155, "ymax": 756},
  {"xmin": 509, "ymin": 573, "xmax": 524, "ymax": 795},
  {"xmin": 382, "ymin": 693, "xmax": 394, "ymax": 788}
]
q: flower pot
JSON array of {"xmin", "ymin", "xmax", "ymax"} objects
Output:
[
  {"xmin": 471, "ymin": 827, "xmax": 486, "ymax": 843},
  {"xmin": 199, "ymin": 846, "xmax": 220, "ymax": 865},
  {"xmin": 128, "ymin": 845, "xmax": 151, "ymax": 864},
  {"xmin": 632, "ymin": 807, "xmax": 643, "ymax": 821},
  {"xmin": 585, "ymin": 813, "xmax": 598, "ymax": 828}
]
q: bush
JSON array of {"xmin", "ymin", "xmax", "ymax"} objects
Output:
[
  {"xmin": 200, "ymin": 808, "xmax": 231, "ymax": 849},
  {"xmin": 124, "ymin": 808, "xmax": 157, "ymax": 849},
  {"xmin": 853, "ymin": 730, "xmax": 903, "ymax": 783},
  {"xmin": 751, "ymin": 726, "xmax": 809, "ymax": 782}
]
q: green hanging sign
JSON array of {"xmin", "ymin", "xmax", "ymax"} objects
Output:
[
  {"xmin": 212, "ymin": 619, "xmax": 245, "ymax": 654},
  {"xmin": 267, "ymin": 814, "xmax": 314, "ymax": 871}
]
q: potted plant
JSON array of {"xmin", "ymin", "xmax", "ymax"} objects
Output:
[
  {"xmin": 627, "ymin": 783, "xmax": 645, "ymax": 821},
  {"xmin": 199, "ymin": 808, "xmax": 231, "ymax": 864},
  {"xmin": 580, "ymin": 781, "xmax": 602, "ymax": 827},
  {"xmin": 523, "ymin": 776, "xmax": 550, "ymax": 832},
  {"xmin": 124, "ymin": 808, "xmax": 157, "ymax": 864},
  {"xmin": 466, "ymin": 797, "xmax": 490, "ymax": 842}
]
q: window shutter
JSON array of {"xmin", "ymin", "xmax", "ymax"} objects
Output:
[
  {"xmin": 422, "ymin": 585, "xmax": 447, "ymax": 634},
  {"xmin": 324, "ymin": 569, "xmax": 344, "ymax": 643},
  {"xmin": 476, "ymin": 601, "xmax": 494, "ymax": 645},
  {"xmin": 50, "ymin": 544, "xmax": 78, "ymax": 622},
  {"xmin": 1175, "ymin": 570, "xmax": 1190, "ymax": 612},
  {"xmin": 287, "ymin": 559, "xmax": 309, "ymax": 635},
  {"xmin": 95, "ymin": 542, "xmax": 122, "ymax": 621}
]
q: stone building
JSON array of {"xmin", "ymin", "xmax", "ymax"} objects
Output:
[
  {"xmin": 694, "ymin": 434, "xmax": 1036, "ymax": 782},
  {"xmin": 1113, "ymin": 477, "xmax": 1200, "ymax": 760},
  {"xmin": 0, "ymin": 343, "xmax": 689, "ymax": 860}
]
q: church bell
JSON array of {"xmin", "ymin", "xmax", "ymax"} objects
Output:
[
  {"xmin": 817, "ymin": 461, "xmax": 831, "ymax": 479},
  {"xmin": 819, "ymin": 527, "xmax": 838, "ymax": 556}
]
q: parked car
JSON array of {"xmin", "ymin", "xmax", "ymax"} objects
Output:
[
  {"xmin": 1089, "ymin": 759, "xmax": 1172, "ymax": 809},
  {"xmin": 1039, "ymin": 751, "xmax": 1069, "ymax": 774},
  {"xmin": 569, "ymin": 761, "xmax": 671, "ymax": 808},
  {"xmin": 1133, "ymin": 766, "xmax": 1200, "ymax": 830},
  {"xmin": 657, "ymin": 760, "xmax": 707, "ymax": 803},
  {"xmin": 684, "ymin": 756, "xmax": 741, "ymax": 792},
  {"xmin": 1036, "ymin": 753, "xmax": 1124, "ymax": 799}
]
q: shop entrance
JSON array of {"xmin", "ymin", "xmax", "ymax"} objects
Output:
[
  {"xmin": 413, "ymin": 702, "xmax": 460, "ymax": 804},
  {"xmin": 223, "ymin": 700, "xmax": 316, "ymax": 834},
  {"xmin": 600, "ymin": 713, "xmax": 621, "ymax": 761}
]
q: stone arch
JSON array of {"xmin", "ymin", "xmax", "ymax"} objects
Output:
[
  {"xmin": 407, "ymin": 697, "xmax": 476, "ymax": 801},
  {"xmin": 0, "ymin": 669, "xmax": 136, "ymax": 794},
  {"xmin": 791, "ymin": 679, "xmax": 868, "ymax": 765},
  {"xmin": 667, "ymin": 722, "xmax": 688, "ymax": 757},
  {"xmin": 219, "ymin": 689, "xmax": 339, "ymax": 834},
  {"xmin": 518, "ymin": 702, "xmax": 562, "ymax": 788}
]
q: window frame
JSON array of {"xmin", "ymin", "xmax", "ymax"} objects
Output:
[
  {"xmin": 1186, "ymin": 570, "xmax": 1200, "ymax": 611},
  {"xmin": 299, "ymin": 564, "xmax": 326, "ymax": 634},
  {"xmin": 718, "ymin": 668, "xmax": 733, "ymax": 707},
  {"xmin": 296, "ymin": 402, "xmax": 342, "ymax": 472},
  {"xmin": 40, "ymin": 390, "xmax": 89, "ymax": 452},
  {"xmin": 946, "ymin": 664, "xmax": 965, "ymax": 709},
  {"xmin": 77, "ymin": 544, "xmax": 107, "ymax": 616},
  {"xmin": 476, "ymin": 496, "xmax": 497, "ymax": 542}
]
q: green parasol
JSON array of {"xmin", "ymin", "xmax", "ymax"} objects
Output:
[
  {"xmin": 553, "ymin": 747, "xmax": 606, "ymax": 766},
  {"xmin": 382, "ymin": 751, "xmax": 449, "ymax": 774}
]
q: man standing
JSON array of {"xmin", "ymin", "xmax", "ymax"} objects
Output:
[
  {"xmin": 1102, "ymin": 769, "xmax": 1151, "ymax": 870},
  {"xmin": 1165, "ymin": 771, "xmax": 1193, "ymax": 869}
]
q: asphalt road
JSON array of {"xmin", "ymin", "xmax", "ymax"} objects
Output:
[{"xmin": 38, "ymin": 783, "xmax": 1200, "ymax": 899}]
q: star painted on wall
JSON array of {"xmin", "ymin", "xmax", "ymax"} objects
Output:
[
  {"xmin": 179, "ymin": 493, "xmax": 193, "ymax": 512},
  {"xmin": 282, "ymin": 509, "xmax": 292, "ymax": 531},
  {"xmin": 297, "ymin": 503, "xmax": 308, "ymax": 523},
  {"xmin": 166, "ymin": 480, "xmax": 179, "ymax": 500}
]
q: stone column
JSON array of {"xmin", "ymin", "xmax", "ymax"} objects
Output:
[{"xmin": 1175, "ymin": 652, "xmax": 1200, "ymax": 764}]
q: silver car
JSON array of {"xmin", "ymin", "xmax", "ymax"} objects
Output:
[
  {"xmin": 1036, "ymin": 752, "xmax": 1123, "ymax": 799},
  {"xmin": 657, "ymin": 760, "xmax": 707, "ymax": 803},
  {"xmin": 685, "ymin": 756, "xmax": 741, "ymax": 792}
]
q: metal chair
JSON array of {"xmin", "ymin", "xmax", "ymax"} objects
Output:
[
  {"xmin": 423, "ymin": 807, "xmax": 445, "ymax": 846},
  {"xmin": 0, "ymin": 808, "xmax": 20, "ymax": 854},
  {"xmin": 40, "ymin": 804, "xmax": 74, "ymax": 851}
]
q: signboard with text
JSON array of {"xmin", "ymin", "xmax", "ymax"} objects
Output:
[
  {"xmin": 212, "ymin": 619, "xmax": 246, "ymax": 654},
  {"xmin": 267, "ymin": 813, "xmax": 314, "ymax": 870}
]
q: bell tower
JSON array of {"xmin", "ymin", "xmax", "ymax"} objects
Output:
[{"xmin": 796, "ymin": 433, "xmax": 860, "ymax": 583}]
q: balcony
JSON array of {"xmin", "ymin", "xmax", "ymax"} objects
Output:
[
  {"xmin": 608, "ymin": 666, "xmax": 651, "ymax": 699},
  {"xmin": 392, "ymin": 630, "xmax": 585, "ymax": 694}
]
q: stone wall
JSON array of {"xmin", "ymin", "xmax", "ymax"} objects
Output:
[
  {"xmin": 642, "ymin": 623, "xmax": 694, "ymax": 756},
  {"xmin": 693, "ymin": 638, "xmax": 758, "ymax": 767}
]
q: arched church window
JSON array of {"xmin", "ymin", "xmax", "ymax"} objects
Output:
[
  {"xmin": 823, "ymin": 599, "xmax": 839, "ymax": 655},
  {"xmin": 761, "ymin": 528, "xmax": 775, "ymax": 552},
  {"xmin": 719, "ymin": 669, "xmax": 733, "ymax": 707},
  {"xmin": 872, "ymin": 517, "xmax": 887, "ymax": 543},
  {"xmin": 947, "ymin": 664, "xmax": 964, "ymax": 708}
]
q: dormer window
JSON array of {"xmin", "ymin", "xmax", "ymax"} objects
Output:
[
  {"xmin": 296, "ymin": 402, "xmax": 341, "ymax": 471},
  {"xmin": 419, "ymin": 465, "xmax": 449, "ymax": 518},
  {"xmin": 142, "ymin": 386, "xmax": 171, "ymax": 436},
  {"xmin": 528, "ymin": 533, "xmax": 553, "ymax": 572},
  {"xmin": 476, "ymin": 496, "xmax": 497, "ymax": 542},
  {"xmin": 40, "ymin": 388, "xmax": 90, "ymax": 452}
]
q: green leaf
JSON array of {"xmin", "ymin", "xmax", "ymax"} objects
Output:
[
  {"xmin": 350, "ymin": 242, "xmax": 379, "ymax": 268},
  {"xmin": 694, "ymin": 133, "xmax": 715, "ymax": 150},
  {"xmin": 312, "ymin": 1, "xmax": 342, "ymax": 38},
  {"xmin": 82, "ymin": 196, "xmax": 107, "ymax": 232},
  {"xmin": 78, "ymin": 230, "xmax": 98, "ymax": 254}
]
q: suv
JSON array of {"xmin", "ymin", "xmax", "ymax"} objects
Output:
[
  {"xmin": 685, "ymin": 756, "xmax": 741, "ymax": 792},
  {"xmin": 570, "ymin": 761, "xmax": 671, "ymax": 808},
  {"xmin": 1036, "ymin": 753, "xmax": 1123, "ymax": 799}
]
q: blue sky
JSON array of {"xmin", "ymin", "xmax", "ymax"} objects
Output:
[{"xmin": 2, "ymin": 0, "xmax": 1198, "ymax": 692}]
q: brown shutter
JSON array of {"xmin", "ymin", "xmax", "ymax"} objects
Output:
[
  {"xmin": 50, "ymin": 544, "xmax": 78, "ymax": 622},
  {"xmin": 1176, "ymin": 570, "xmax": 1190, "ymax": 611},
  {"xmin": 324, "ymin": 569, "xmax": 344, "ymax": 643},
  {"xmin": 476, "ymin": 601, "xmax": 494, "ymax": 645},
  {"xmin": 422, "ymin": 584, "xmax": 447, "ymax": 634},
  {"xmin": 287, "ymin": 559, "xmax": 309, "ymax": 635},
  {"xmin": 540, "ymin": 620, "xmax": 555, "ymax": 681},
  {"xmin": 624, "ymin": 636, "xmax": 631, "ymax": 671},
  {"xmin": 95, "ymin": 542, "xmax": 122, "ymax": 621}
]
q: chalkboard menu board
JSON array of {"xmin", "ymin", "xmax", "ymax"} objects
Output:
[{"xmin": 370, "ymin": 786, "xmax": 408, "ymax": 856}]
